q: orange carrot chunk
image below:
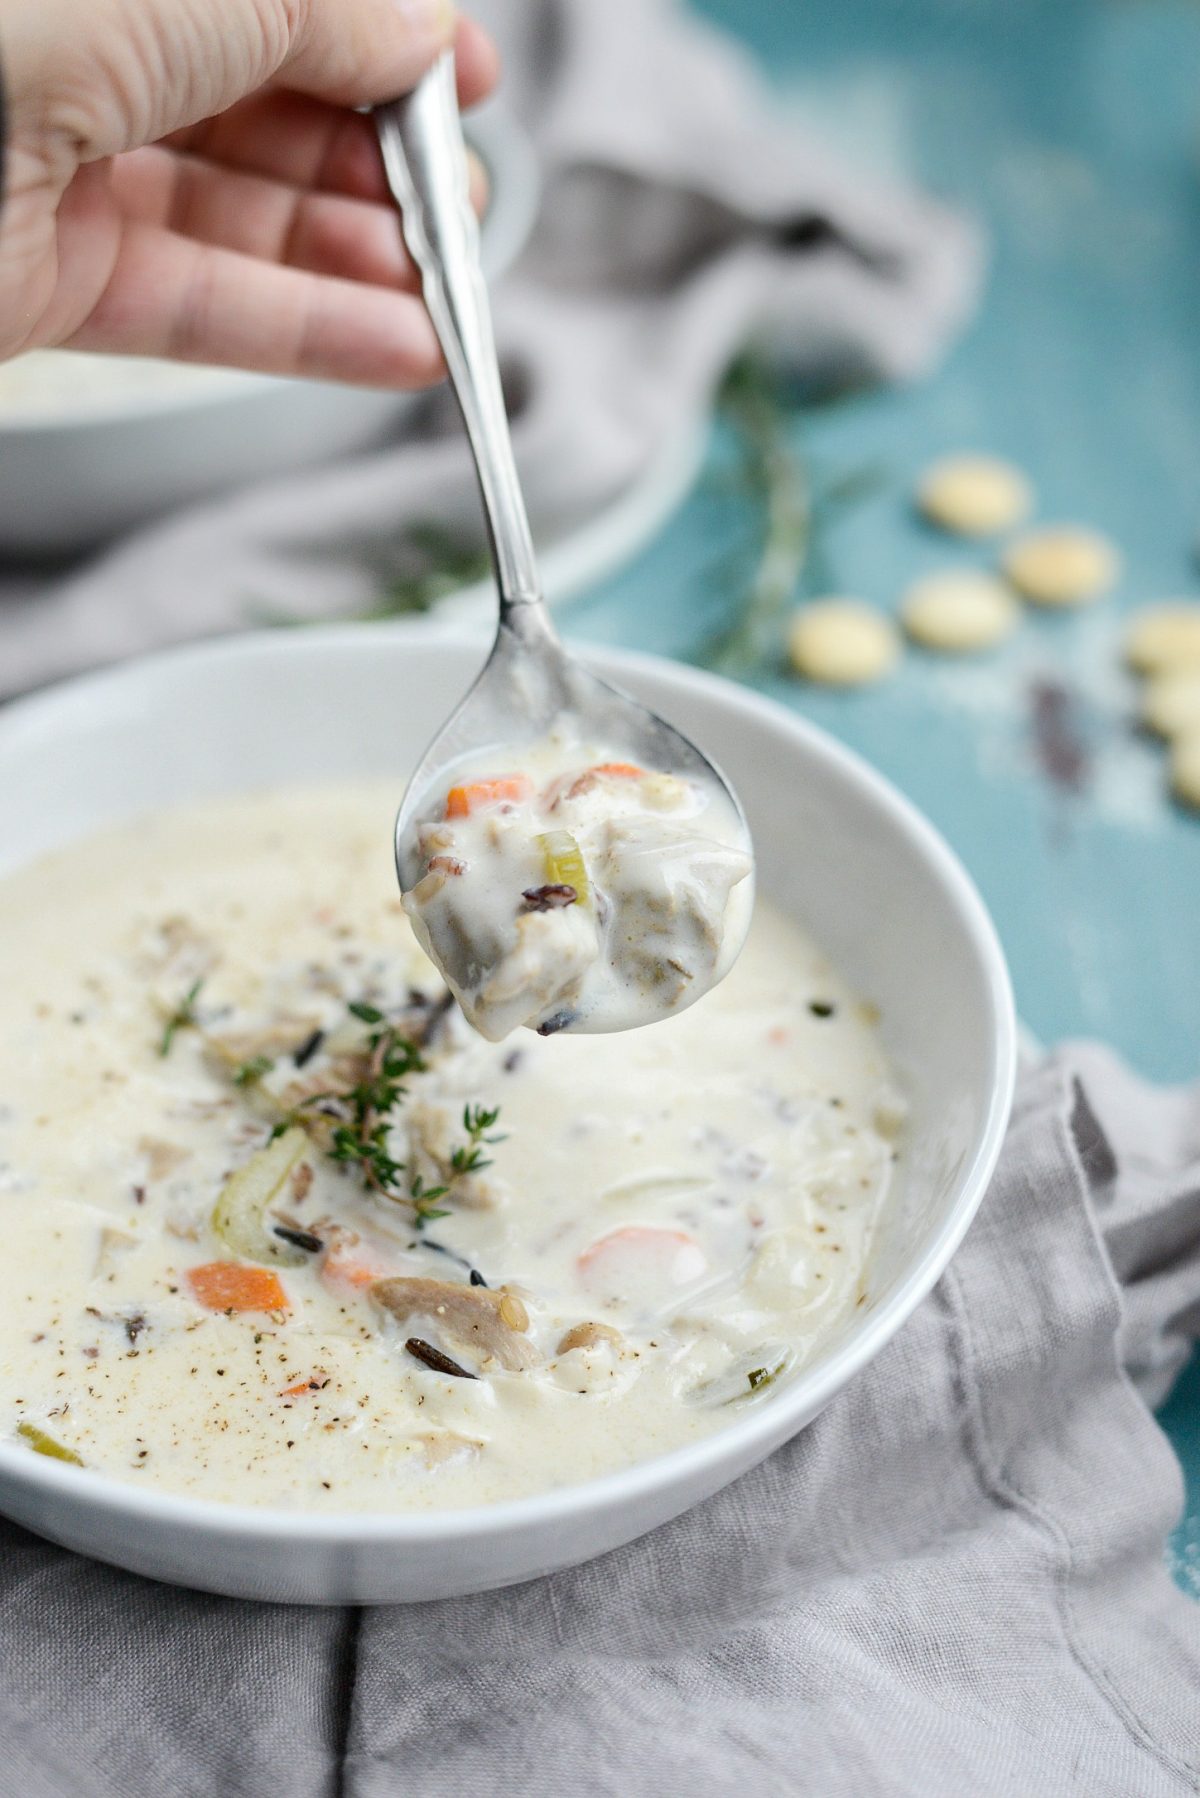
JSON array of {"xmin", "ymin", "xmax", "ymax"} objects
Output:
[
  {"xmin": 444, "ymin": 775, "xmax": 532, "ymax": 819},
  {"xmin": 576, "ymin": 1225, "xmax": 706, "ymax": 1293},
  {"xmin": 186, "ymin": 1261, "xmax": 290, "ymax": 1313},
  {"xmin": 565, "ymin": 762, "xmax": 646, "ymax": 799},
  {"xmin": 320, "ymin": 1236, "xmax": 394, "ymax": 1293}
]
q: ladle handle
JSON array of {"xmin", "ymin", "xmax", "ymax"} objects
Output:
[{"xmin": 375, "ymin": 56, "xmax": 547, "ymax": 627}]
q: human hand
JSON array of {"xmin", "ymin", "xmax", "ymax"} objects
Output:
[{"xmin": 0, "ymin": 0, "xmax": 497, "ymax": 384}]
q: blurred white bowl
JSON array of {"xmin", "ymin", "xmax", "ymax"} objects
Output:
[
  {"xmin": 0, "ymin": 102, "xmax": 539, "ymax": 556},
  {"xmin": 0, "ymin": 624, "xmax": 1015, "ymax": 1603}
]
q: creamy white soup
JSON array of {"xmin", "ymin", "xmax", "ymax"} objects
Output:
[
  {"xmin": 402, "ymin": 731, "xmax": 754, "ymax": 1039},
  {"xmin": 0, "ymin": 784, "xmax": 903, "ymax": 1512}
]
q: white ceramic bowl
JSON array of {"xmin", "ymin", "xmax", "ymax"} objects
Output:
[
  {"xmin": 0, "ymin": 103, "xmax": 539, "ymax": 555},
  {"xmin": 0, "ymin": 626, "xmax": 1015, "ymax": 1603}
]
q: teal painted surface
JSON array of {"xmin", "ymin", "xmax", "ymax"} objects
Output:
[
  {"xmin": 559, "ymin": 0, "xmax": 1200, "ymax": 1590},
  {"xmin": 1161, "ymin": 1355, "xmax": 1200, "ymax": 1598}
]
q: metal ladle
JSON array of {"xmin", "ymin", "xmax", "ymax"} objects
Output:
[{"xmin": 376, "ymin": 55, "xmax": 753, "ymax": 1017}]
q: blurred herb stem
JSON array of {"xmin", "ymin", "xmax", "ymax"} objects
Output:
[
  {"xmin": 258, "ymin": 521, "xmax": 489, "ymax": 629},
  {"xmin": 699, "ymin": 355, "xmax": 811, "ymax": 674},
  {"xmin": 697, "ymin": 355, "xmax": 883, "ymax": 676},
  {"xmin": 357, "ymin": 522, "xmax": 489, "ymax": 620}
]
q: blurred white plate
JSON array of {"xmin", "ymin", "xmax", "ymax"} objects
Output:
[{"xmin": 0, "ymin": 99, "xmax": 540, "ymax": 556}]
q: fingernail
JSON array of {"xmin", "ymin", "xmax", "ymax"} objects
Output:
[{"xmin": 396, "ymin": 0, "xmax": 457, "ymax": 45}]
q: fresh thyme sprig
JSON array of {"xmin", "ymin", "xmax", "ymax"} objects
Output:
[
  {"xmin": 256, "ymin": 523, "xmax": 491, "ymax": 629},
  {"xmin": 281, "ymin": 1000, "xmax": 503, "ymax": 1229},
  {"xmin": 450, "ymin": 1104, "xmax": 505, "ymax": 1177},
  {"xmin": 699, "ymin": 355, "xmax": 811, "ymax": 674},
  {"xmin": 309, "ymin": 1003, "xmax": 428, "ymax": 1207},
  {"xmin": 696, "ymin": 355, "xmax": 884, "ymax": 675},
  {"xmin": 359, "ymin": 523, "xmax": 491, "ymax": 622},
  {"xmin": 159, "ymin": 977, "xmax": 205, "ymax": 1058}
]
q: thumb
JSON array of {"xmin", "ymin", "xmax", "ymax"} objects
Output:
[
  {"xmin": 4, "ymin": 0, "xmax": 470, "ymax": 169},
  {"xmin": 284, "ymin": 0, "xmax": 463, "ymax": 107}
]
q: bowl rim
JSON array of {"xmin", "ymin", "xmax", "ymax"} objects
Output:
[
  {"xmin": 0, "ymin": 624, "xmax": 1017, "ymax": 1546},
  {"xmin": 0, "ymin": 100, "xmax": 540, "ymax": 435}
]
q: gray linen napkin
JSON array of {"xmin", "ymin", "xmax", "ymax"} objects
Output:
[
  {"xmin": 2, "ymin": 1044, "xmax": 1198, "ymax": 1798},
  {"xmin": 0, "ymin": 0, "xmax": 982, "ymax": 697}
]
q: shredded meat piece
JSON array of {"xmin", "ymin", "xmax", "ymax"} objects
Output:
[
  {"xmin": 93, "ymin": 1227, "xmax": 136, "ymax": 1276},
  {"xmin": 205, "ymin": 1014, "xmax": 321, "ymax": 1068},
  {"xmin": 137, "ymin": 1136, "xmax": 189, "ymax": 1181},
  {"xmin": 557, "ymin": 1321, "xmax": 624, "ymax": 1355},
  {"xmin": 271, "ymin": 1052, "xmax": 370, "ymax": 1146},
  {"xmin": 372, "ymin": 1276, "xmax": 537, "ymax": 1372},
  {"xmin": 147, "ymin": 915, "xmax": 218, "ymax": 985},
  {"xmin": 290, "ymin": 1162, "xmax": 314, "ymax": 1203},
  {"xmin": 413, "ymin": 1429, "xmax": 483, "ymax": 1467}
]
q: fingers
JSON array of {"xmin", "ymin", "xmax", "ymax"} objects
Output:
[
  {"xmin": 111, "ymin": 144, "xmax": 487, "ymax": 290},
  {"xmin": 157, "ymin": 86, "xmax": 490, "ymax": 211},
  {"xmin": 162, "ymin": 96, "xmax": 393, "ymax": 206},
  {"xmin": 283, "ymin": 7, "xmax": 499, "ymax": 111},
  {"xmin": 446, "ymin": 16, "xmax": 503, "ymax": 110},
  {"xmin": 110, "ymin": 147, "xmax": 415, "ymax": 290},
  {"xmin": 65, "ymin": 220, "xmax": 446, "ymax": 388}
]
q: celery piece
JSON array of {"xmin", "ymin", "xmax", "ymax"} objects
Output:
[
  {"xmin": 689, "ymin": 1347, "xmax": 792, "ymax": 1408},
  {"xmin": 17, "ymin": 1421, "xmax": 83, "ymax": 1465},
  {"xmin": 536, "ymin": 830, "xmax": 589, "ymax": 906},
  {"xmin": 211, "ymin": 1125, "xmax": 310, "ymax": 1266}
]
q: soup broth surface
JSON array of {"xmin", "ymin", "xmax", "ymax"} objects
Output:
[{"xmin": 0, "ymin": 785, "xmax": 902, "ymax": 1511}]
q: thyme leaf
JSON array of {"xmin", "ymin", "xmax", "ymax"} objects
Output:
[
  {"xmin": 233, "ymin": 1054, "xmax": 274, "ymax": 1087},
  {"xmin": 449, "ymin": 1103, "xmax": 506, "ymax": 1176},
  {"xmin": 347, "ymin": 1000, "xmax": 385, "ymax": 1025},
  {"xmin": 158, "ymin": 978, "xmax": 205, "ymax": 1058},
  {"xmin": 408, "ymin": 1174, "xmax": 450, "ymax": 1227}
]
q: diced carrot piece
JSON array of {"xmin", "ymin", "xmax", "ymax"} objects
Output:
[
  {"xmin": 444, "ymin": 775, "xmax": 532, "ymax": 819},
  {"xmin": 577, "ymin": 1226, "xmax": 706, "ymax": 1297},
  {"xmin": 320, "ymin": 1238, "xmax": 393, "ymax": 1294},
  {"xmin": 279, "ymin": 1375, "xmax": 329, "ymax": 1398},
  {"xmin": 566, "ymin": 762, "xmax": 645, "ymax": 799},
  {"xmin": 186, "ymin": 1261, "xmax": 290, "ymax": 1313}
]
